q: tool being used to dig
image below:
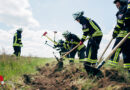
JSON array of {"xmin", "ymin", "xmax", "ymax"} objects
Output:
[
  {"xmin": 53, "ymin": 52, "xmax": 60, "ymax": 62},
  {"xmin": 43, "ymin": 32, "xmax": 58, "ymax": 45},
  {"xmin": 56, "ymin": 38, "xmax": 90, "ymax": 69},
  {"xmin": 84, "ymin": 32, "xmax": 130, "ymax": 77},
  {"xmin": 55, "ymin": 43, "xmax": 81, "ymax": 70},
  {"xmin": 60, "ymin": 37, "xmax": 90, "ymax": 61},
  {"xmin": 97, "ymin": 38, "xmax": 113, "ymax": 63}
]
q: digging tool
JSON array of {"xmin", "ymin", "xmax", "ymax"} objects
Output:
[
  {"xmin": 55, "ymin": 43, "xmax": 81, "ymax": 70},
  {"xmin": 45, "ymin": 41, "xmax": 54, "ymax": 48},
  {"xmin": 98, "ymin": 38, "xmax": 113, "ymax": 63},
  {"xmin": 84, "ymin": 32, "xmax": 130, "ymax": 76},
  {"xmin": 55, "ymin": 37, "xmax": 90, "ymax": 70},
  {"xmin": 53, "ymin": 52, "xmax": 60, "ymax": 62},
  {"xmin": 43, "ymin": 32, "xmax": 57, "ymax": 45},
  {"xmin": 59, "ymin": 37, "xmax": 90, "ymax": 61}
]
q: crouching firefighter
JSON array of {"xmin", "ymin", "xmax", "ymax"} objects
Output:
[
  {"xmin": 107, "ymin": 0, "xmax": 130, "ymax": 72},
  {"xmin": 13, "ymin": 28, "xmax": 23, "ymax": 57},
  {"xmin": 62, "ymin": 31, "xmax": 86, "ymax": 63},
  {"xmin": 73, "ymin": 11, "xmax": 103, "ymax": 66},
  {"xmin": 54, "ymin": 39, "xmax": 70, "ymax": 59}
]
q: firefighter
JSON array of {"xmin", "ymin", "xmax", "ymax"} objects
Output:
[
  {"xmin": 62, "ymin": 31, "xmax": 86, "ymax": 63},
  {"xmin": 54, "ymin": 39, "xmax": 69, "ymax": 58},
  {"xmin": 72, "ymin": 11, "xmax": 103, "ymax": 66},
  {"xmin": 13, "ymin": 28, "xmax": 23, "ymax": 57},
  {"xmin": 107, "ymin": 0, "xmax": 130, "ymax": 72},
  {"xmin": 125, "ymin": 0, "xmax": 130, "ymax": 32}
]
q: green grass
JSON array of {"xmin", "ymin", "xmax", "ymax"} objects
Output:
[
  {"xmin": 0, "ymin": 54, "xmax": 54, "ymax": 81},
  {"xmin": 0, "ymin": 54, "xmax": 130, "ymax": 90}
]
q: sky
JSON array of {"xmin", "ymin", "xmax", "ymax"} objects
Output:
[{"xmin": 0, "ymin": 0, "xmax": 118, "ymax": 58}]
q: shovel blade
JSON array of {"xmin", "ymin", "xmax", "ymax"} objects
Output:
[
  {"xmin": 84, "ymin": 64, "xmax": 104, "ymax": 78},
  {"xmin": 54, "ymin": 61, "xmax": 63, "ymax": 72}
]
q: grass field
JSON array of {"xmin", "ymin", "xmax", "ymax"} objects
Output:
[
  {"xmin": 0, "ymin": 54, "xmax": 54, "ymax": 82},
  {"xmin": 0, "ymin": 54, "xmax": 130, "ymax": 90}
]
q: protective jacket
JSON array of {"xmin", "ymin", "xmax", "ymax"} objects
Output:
[
  {"xmin": 54, "ymin": 40, "xmax": 69, "ymax": 54},
  {"xmin": 79, "ymin": 16, "xmax": 102, "ymax": 42},
  {"xmin": 13, "ymin": 31, "xmax": 23, "ymax": 47},
  {"xmin": 124, "ymin": 0, "xmax": 130, "ymax": 32},
  {"xmin": 113, "ymin": 4, "xmax": 130, "ymax": 38},
  {"xmin": 65, "ymin": 33, "xmax": 86, "ymax": 62},
  {"xmin": 66, "ymin": 33, "xmax": 85, "ymax": 50}
]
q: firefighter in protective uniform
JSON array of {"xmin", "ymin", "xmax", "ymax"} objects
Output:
[
  {"xmin": 54, "ymin": 39, "xmax": 70, "ymax": 58},
  {"xmin": 62, "ymin": 31, "xmax": 86, "ymax": 63},
  {"xmin": 72, "ymin": 11, "xmax": 103, "ymax": 66},
  {"xmin": 107, "ymin": 0, "xmax": 130, "ymax": 71},
  {"xmin": 125, "ymin": 0, "xmax": 130, "ymax": 32},
  {"xmin": 13, "ymin": 28, "xmax": 23, "ymax": 57}
]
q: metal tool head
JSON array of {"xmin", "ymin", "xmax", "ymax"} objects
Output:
[
  {"xmin": 84, "ymin": 64, "xmax": 104, "ymax": 78},
  {"xmin": 54, "ymin": 31, "xmax": 57, "ymax": 33},
  {"xmin": 45, "ymin": 41, "xmax": 47, "ymax": 44},
  {"xmin": 59, "ymin": 58, "xmax": 64, "ymax": 61},
  {"xmin": 43, "ymin": 32, "xmax": 47, "ymax": 36}
]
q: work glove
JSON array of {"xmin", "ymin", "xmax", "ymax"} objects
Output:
[
  {"xmin": 112, "ymin": 33, "xmax": 117, "ymax": 39},
  {"xmin": 79, "ymin": 41, "xmax": 83, "ymax": 45},
  {"xmin": 118, "ymin": 14, "xmax": 123, "ymax": 20}
]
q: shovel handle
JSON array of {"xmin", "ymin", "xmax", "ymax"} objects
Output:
[
  {"xmin": 97, "ymin": 32, "xmax": 130, "ymax": 69},
  {"xmin": 62, "ymin": 37, "xmax": 90, "ymax": 58},
  {"xmin": 62, "ymin": 43, "xmax": 80, "ymax": 58},
  {"xmin": 98, "ymin": 38, "xmax": 113, "ymax": 63}
]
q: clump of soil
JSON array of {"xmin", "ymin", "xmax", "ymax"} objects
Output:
[{"xmin": 23, "ymin": 62, "xmax": 130, "ymax": 90}]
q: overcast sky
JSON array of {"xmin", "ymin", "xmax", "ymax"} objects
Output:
[{"xmin": 0, "ymin": 0, "xmax": 118, "ymax": 58}]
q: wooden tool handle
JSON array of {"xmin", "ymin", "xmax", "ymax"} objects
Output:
[
  {"xmin": 98, "ymin": 38, "xmax": 113, "ymax": 62},
  {"xmin": 97, "ymin": 32, "xmax": 130, "ymax": 69},
  {"xmin": 62, "ymin": 37, "xmax": 90, "ymax": 58},
  {"xmin": 62, "ymin": 43, "xmax": 80, "ymax": 58}
]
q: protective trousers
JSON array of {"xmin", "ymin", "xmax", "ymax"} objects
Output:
[
  {"xmin": 85, "ymin": 36, "xmax": 102, "ymax": 64},
  {"xmin": 13, "ymin": 46, "xmax": 21, "ymax": 57},
  {"xmin": 68, "ymin": 46, "xmax": 85, "ymax": 63},
  {"xmin": 108, "ymin": 37, "xmax": 130, "ymax": 69},
  {"xmin": 125, "ymin": 19, "xmax": 130, "ymax": 32}
]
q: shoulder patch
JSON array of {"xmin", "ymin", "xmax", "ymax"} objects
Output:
[{"xmin": 83, "ymin": 25, "xmax": 87, "ymax": 29}]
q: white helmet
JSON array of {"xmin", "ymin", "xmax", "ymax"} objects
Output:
[
  {"xmin": 72, "ymin": 11, "xmax": 84, "ymax": 20},
  {"xmin": 17, "ymin": 28, "xmax": 23, "ymax": 32},
  {"xmin": 62, "ymin": 31, "xmax": 71, "ymax": 37}
]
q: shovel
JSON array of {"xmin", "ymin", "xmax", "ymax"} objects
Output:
[
  {"xmin": 56, "ymin": 38, "xmax": 89, "ymax": 70},
  {"xmin": 60, "ymin": 37, "xmax": 90, "ymax": 61},
  {"xmin": 98, "ymin": 38, "xmax": 113, "ymax": 63},
  {"xmin": 55, "ymin": 43, "xmax": 81, "ymax": 70},
  {"xmin": 84, "ymin": 32, "xmax": 130, "ymax": 76}
]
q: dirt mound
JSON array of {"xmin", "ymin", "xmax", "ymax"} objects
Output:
[{"xmin": 23, "ymin": 62, "xmax": 130, "ymax": 90}]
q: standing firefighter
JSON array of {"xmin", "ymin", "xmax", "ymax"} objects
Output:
[
  {"xmin": 72, "ymin": 11, "xmax": 103, "ymax": 66},
  {"xmin": 125, "ymin": 0, "xmax": 130, "ymax": 32},
  {"xmin": 13, "ymin": 28, "xmax": 23, "ymax": 57},
  {"xmin": 62, "ymin": 31, "xmax": 86, "ymax": 63},
  {"xmin": 107, "ymin": 0, "xmax": 130, "ymax": 72}
]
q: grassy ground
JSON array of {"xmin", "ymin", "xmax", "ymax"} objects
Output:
[
  {"xmin": 0, "ymin": 54, "xmax": 130, "ymax": 90},
  {"xmin": 0, "ymin": 54, "xmax": 54, "ymax": 82}
]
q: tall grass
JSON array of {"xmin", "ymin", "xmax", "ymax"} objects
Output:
[{"xmin": 0, "ymin": 54, "xmax": 53, "ymax": 81}]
